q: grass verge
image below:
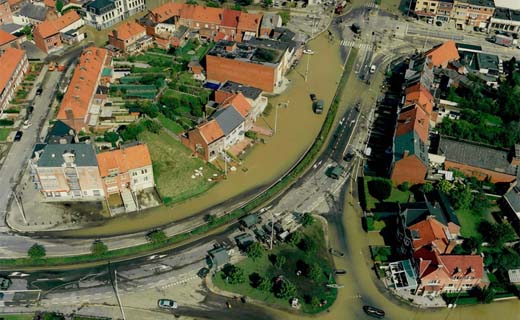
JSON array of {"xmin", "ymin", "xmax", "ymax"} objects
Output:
[{"xmin": 0, "ymin": 128, "xmax": 11, "ymax": 141}]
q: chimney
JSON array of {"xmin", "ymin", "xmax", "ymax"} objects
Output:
[
  {"xmin": 403, "ymin": 150, "xmax": 409, "ymax": 158},
  {"xmin": 65, "ymin": 109, "xmax": 74, "ymax": 121}
]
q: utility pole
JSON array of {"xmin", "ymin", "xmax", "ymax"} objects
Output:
[{"xmin": 113, "ymin": 269, "xmax": 126, "ymax": 320}]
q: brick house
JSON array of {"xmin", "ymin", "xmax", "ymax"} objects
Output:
[
  {"xmin": 56, "ymin": 47, "xmax": 112, "ymax": 132},
  {"xmin": 260, "ymin": 13, "xmax": 282, "ymax": 38},
  {"xmin": 96, "ymin": 143, "xmax": 154, "ymax": 195},
  {"xmin": 0, "ymin": 0, "xmax": 13, "ymax": 25},
  {"xmin": 215, "ymin": 81, "xmax": 268, "ymax": 123},
  {"xmin": 0, "ymin": 47, "xmax": 28, "ymax": 114},
  {"xmin": 0, "ymin": 28, "xmax": 18, "ymax": 49},
  {"xmin": 33, "ymin": 10, "xmax": 84, "ymax": 53},
  {"xmin": 404, "ymin": 83, "xmax": 434, "ymax": 114},
  {"xmin": 425, "ymin": 40, "xmax": 460, "ymax": 68},
  {"xmin": 452, "ymin": 0, "xmax": 495, "ymax": 28},
  {"xmin": 30, "ymin": 143, "xmax": 105, "ymax": 200},
  {"xmin": 108, "ymin": 21, "xmax": 152, "ymax": 53},
  {"xmin": 182, "ymin": 119, "xmax": 225, "ymax": 162}
]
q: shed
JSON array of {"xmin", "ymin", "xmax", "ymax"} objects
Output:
[
  {"xmin": 235, "ymin": 233, "xmax": 254, "ymax": 249},
  {"xmin": 208, "ymin": 247, "xmax": 229, "ymax": 269},
  {"xmin": 240, "ymin": 214, "xmax": 259, "ymax": 228},
  {"xmin": 508, "ymin": 269, "xmax": 520, "ymax": 284}
]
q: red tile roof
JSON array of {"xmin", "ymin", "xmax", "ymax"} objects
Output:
[
  {"xmin": 425, "ymin": 40, "xmax": 460, "ymax": 67},
  {"xmin": 0, "ymin": 47, "xmax": 25, "ymax": 97},
  {"xmin": 222, "ymin": 92, "xmax": 251, "ymax": 117},
  {"xmin": 97, "ymin": 144, "xmax": 152, "ymax": 177},
  {"xmin": 57, "ymin": 47, "xmax": 109, "ymax": 124},
  {"xmin": 221, "ymin": 8, "xmax": 241, "ymax": 28},
  {"xmin": 415, "ymin": 248, "xmax": 484, "ymax": 280},
  {"xmin": 183, "ymin": 5, "xmax": 223, "ymax": 25},
  {"xmin": 395, "ymin": 105, "xmax": 429, "ymax": 143},
  {"xmin": 150, "ymin": 2, "xmax": 184, "ymax": 23},
  {"xmin": 198, "ymin": 119, "xmax": 224, "ymax": 144},
  {"xmin": 112, "ymin": 21, "xmax": 145, "ymax": 41},
  {"xmin": 35, "ymin": 10, "xmax": 81, "ymax": 38},
  {"xmin": 405, "ymin": 83, "xmax": 433, "ymax": 114},
  {"xmin": 409, "ymin": 217, "xmax": 451, "ymax": 253},
  {"xmin": 237, "ymin": 12, "xmax": 261, "ymax": 32},
  {"xmin": 0, "ymin": 29, "xmax": 16, "ymax": 46}
]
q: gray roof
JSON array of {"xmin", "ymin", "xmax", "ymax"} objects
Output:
[
  {"xmin": 213, "ymin": 106, "xmax": 244, "ymax": 136},
  {"xmin": 437, "ymin": 137, "xmax": 518, "ymax": 176},
  {"xmin": 504, "ymin": 186, "xmax": 520, "ymax": 214},
  {"xmin": 219, "ymin": 81, "xmax": 262, "ymax": 100},
  {"xmin": 394, "ymin": 131, "xmax": 429, "ymax": 165},
  {"xmin": 260, "ymin": 13, "xmax": 281, "ymax": 29},
  {"xmin": 20, "ymin": 3, "xmax": 48, "ymax": 22},
  {"xmin": 0, "ymin": 23, "xmax": 23, "ymax": 34},
  {"xmin": 37, "ymin": 144, "xmax": 98, "ymax": 167},
  {"xmin": 240, "ymin": 214, "xmax": 259, "ymax": 227},
  {"xmin": 208, "ymin": 247, "xmax": 229, "ymax": 267},
  {"xmin": 477, "ymin": 52, "xmax": 499, "ymax": 71}
]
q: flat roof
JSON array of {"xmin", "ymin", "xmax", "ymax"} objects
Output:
[{"xmin": 495, "ymin": 0, "xmax": 520, "ymax": 10}]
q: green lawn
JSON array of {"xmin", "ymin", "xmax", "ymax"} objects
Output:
[
  {"xmin": 139, "ymin": 130, "xmax": 219, "ymax": 205},
  {"xmin": 0, "ymin": 315, "xmax": 34, "ymax": 320},
  {"xmin": 456, "ymin": 208, "xmax": 495, "ymax": 238},
  {"xmin": 157, "ymin": 114, "xmax": 184, "ymax": 134},
  {"xmin": 0, "ymin": 128, "xmax": 11, "ymax": 141},
  {"xmin": 363, "ymin": 176, "xmax": 412, "ymax": 210},
  {"xmin": 213, "ymin": 222, "xmax": 337, "ymax": 314}
]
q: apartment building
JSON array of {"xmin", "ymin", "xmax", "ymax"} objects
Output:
[
  {"xmin": 0, "ymin": 47, "xmax": 28, "ymax": 115},
  {"xmin": 56, "ymin": 47, "xmax": 112, "ymax": 132},
  {"xmin": 33, "ymin": 10, "xmax": 84, "ymax": 53},
  {"xmin": 0, "ymin": 0, "xmax": 13, "ymax": 25},
  {"xmin": 31, "ymin": 143, "xmax": 105, "ymax": 200},
  {"xmin": 488, "ymin": 6, "xmax": 520, "ymax": 34},
  {"xmin": 83, "ymin": 0, "xmax": 146, "ymax": 30},
  {"xmin": 108, "ymin": 20, "xmax": 152, "ymax": 52},
  {"xmin": 452, "ymin": 0, "xmax": 495, "ymax": 28}
]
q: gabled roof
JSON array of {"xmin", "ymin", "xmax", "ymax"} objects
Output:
[
  {"xmin": 97, "ymin": 143, "xmax": 152, "ymax": 177},
  {"xmin": 112, "ymin": 21, "xmax": 145, "ymax": 41},
  {"xmin": 19, "ymin": 3, "xmax": 48, "ymax": 22},
  {"xmin": 218, "ymin": 80, "xmax": 262, "ymax": 100},
  {"xmin": 238, "ymin": 12, "xmax": 262, "ymax": 32},
  {"xmin": 213, "ymin": 105, "xmax": 244, "ymax": 135},
  {"xmin": 183, "ymin": 5, "xmax": 223, "ymax": 25},
  {"xmin": 150, "ymin": 2, "xmax": 184, "ymax": 23},
  {"xmin": 425, "ymin": 40, "xmax": 460, "ymax": 67},
  {"xmin": 222, "ymin": 92, "xmax": 251, "ymax": 117},
  {"xmin": 221, "ymin": 8, "xmax": 241, "ymax": 28},
  {"xmin": 415, "ymin": 248, "xmax": 484, "ymax": 280},
  {"xmin": 57, "ymin": 47, "xmax": 108, "ymax": 124},
  {"xmin": 0, "ymin": 29, "xmax": 16, "ymax": 46},
  {"xmin": 404, "ymin": 83, "xmax": 433, "ymax": 114},
  {"xmin": 409, "ymin": 217, "xmax": 453, "ymax": 253},
  {"xmin": 0, "ymin": 48, "xmax": 25, "ymax": 99},
  {"xmin": 47, "ymin": 120, "xmax": 75, "ymax": 137},
  {"xmin": 36, "ymin": 143, "xmax": 98, "ymax": 167},
  {"xmin": 198, "ymin": 119, "xmax": 224, "ymax": 144},
  {"xmin": 396, "ymin": 105, "xmax": 429, "ymax": 144},
  {"xmin": 35, "ymin": 10, "xmax": 81, "ymax": 38},
  {"xmin": 394, "ymin": 130, "xmax": 429, "ymax": 165}
]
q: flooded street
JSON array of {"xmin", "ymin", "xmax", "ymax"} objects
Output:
[{"xmin": 67, "ymin": 33, "xmax": 343, "ymax": 236}]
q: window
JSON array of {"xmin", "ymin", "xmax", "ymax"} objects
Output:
[{"xmin": 93, "ymin": 190, "xmax": 101, "ymax": 196}]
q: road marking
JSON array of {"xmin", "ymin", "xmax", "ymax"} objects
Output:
[{"xmin": 340, "ymin": 40, "xmax": 372, "ymax": 50}]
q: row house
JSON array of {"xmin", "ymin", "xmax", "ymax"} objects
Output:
[
  {"xmin": 414, "ymin": 0, "xmax": 495, "ymax": 28},
  {"xmin": 488, "ymin": 6, "xmax": 520, "ymax": 34},
  {"xmin": 182, "ymin": 93, "xmax": 252, "ymax": 162},
  {"xmin": 215, "ymin": 80, "xmax": 268, "ymax": 123},
  {"xmin": 0, "ymin": 47, "xmax": 28, "ymax": 115},
  {"xmin": 108, "ymin": 20, "xmax": 152, "ymax": 53},
  {"xmin": 0, "ymin": 28, "xmax": 19, "ymax": 49},
  {"xmin": 0, "ymin": 0, "xmax": 13, "ymax": 25},
  {"xmin": 56, "ymin": 47, "xmax": 112, "ymax": 132},
  {"xmin": 33, "ymin": 10, "xmax": 84, "ymax": 53},
  {"xmin": 83, "ymin": 0, "xmax": 146, "ymax": 30},
  {"xmin": 31, "ymin": 143, "xmax": 105, "ymax": 200},
  {"xmin": 14, "ymin": 2, "xmax": 57, "ymax": 26}
]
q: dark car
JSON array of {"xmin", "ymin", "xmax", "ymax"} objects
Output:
[
  {"xmin": 343, "ymin": 153, "xmax": 354, "ymax": 162},
  {"xmin": 363, "ymin": 306, "xmax": 385, "ymax": 318},
  {"xmin": 329, "ymin": 248, "xmax": 345, "ymax": 257},
  {"xmin": 14, "ymin": 131, "xmax": 23, "ymax": 141},
  {"xmin": 27, "ymin": 106, "xmax": 34, "ymax": 114},
  {"xmin": 198, "ymin": 267, "xmax": 210, "ymax": 278},
  {"xmin": 334, "ymin": 269, "xmax": 347, "ymax": 275},
  {"xmin": 310, "ymin": 93, "xmax": 317, "ymax": 101},
  {"xmin": 36, "ymin": 87, "xmax": 43, "ymax": 96}
]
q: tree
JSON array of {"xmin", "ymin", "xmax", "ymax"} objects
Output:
[
  {"xmin": 473, "ymin": 191, "xmax": 491, "ymax": 215},
  {"xmin": 479, "ymin": 221, "xmax": 516, "ymax": 248},
  {"xmin": 186, "ymin": 0, "xmax": 197, "ymax": 4},
  {"xmin": 56, "ymin": 0, "xmax": 64, "ymax": 13},
  {"xmin": 91, "ymin": 240, "xmax": 108, "ymax": 256},
  {"xmin": 420, "ymin": 182, "xmax": 434, "ymax": 194},
  {"xmin": 147, "ymin": 230, "xmax": 167, "ymax": 244},
  {"xmin": 300, "ymin": 237, "xmax": 316, "ymax": 253},
  {"xmin": 222, "ymin": 264, "xmax": 245, "ymax": 284},
  {"xmin": 279, "ymin": 10, "xmax": 291, "ymax": 26},
  {"xmin": 275, "ymin": 280, "xmax": 297, "ymax": 299},
  {"xmin": 274, "ymin": 255, "xmax": 286, "ymax": 269},
  {"xmin": 310, "ymin": 296, "xmax": 321, "ymax": 308},
  {"xmin": 451, "ymin": 184, "xmax": 473, "ymax": 210},
  {"xmin": 437, "ymin": 179, "xmax": 453, "ymax": 194},
  {"xmin": 462, "ymin": 236, "xmax": 481, "ymax": 254},
  {"xmin": 120, "ymin": 122, "xmax": 144, "ymax": 141},
  {"xmin": 262, "ymin": 0, "xmax": 272, "ymax": 7},
  {"xmin": 143, "ymin": 119, "xmax": 162, "ymax": 134},
  {"xmin": 205, "ymin": 214, "xmax": 216, "ymax": 225},
  {"xmin": 103, "ymin": 131, "xmax": 119, "ymax": 146},
  {"xmin": 367, "ymin": 178, "xmax": 392, "ymax": 202},
  {"xmin": 28, "ymin": 243, "xmax": 46, "ymax": 259},
  {"xmin": 301, "ymin": 212, "xmax": 314, "ymax": 227},
  {"xmin": 258, "ymin": 277, "xmax": 272, "ymax": 292},
  {"xmin": 398, "ymin": 182, "xmax": 409, "ymax": 192},
  {"xmin": 246, "ymin": 242, "xmax": 264, "ymax": 261},
  {"xmin": 288, "ymin": 231, "xmax": 302, "ymax": 246},
  {"xmin": 236, "ymin": 0, "xmax": 252, "ymax": 5},
  {"xmin": 308, "ymin": 263, "xmax": 322, "ymax": 280}
]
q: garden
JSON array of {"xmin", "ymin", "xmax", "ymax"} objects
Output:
[
  {"xmin": 213, "ymin": 219, "xmax": 338, "ymax": 314},
  {"xmin": 362, "ymin": 176, "xmax": 412, "ymax": 211}
]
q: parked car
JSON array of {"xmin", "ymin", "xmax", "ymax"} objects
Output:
[
  {"xmin": 197, "ymin": 267, "xmax": 210, "ymax": 278},
  {"xmin": 363, "ymin": 305, "xmax": 385, "ymax": 318},
  {"xmin": 158, "ymin": 299, "xmax": 178, "ymax": 309},
  {"xmin": 329, "ymin": 248, "xmax": 345, "ymax": 257},
  {"xmin": 370, "ymin": 65, "xmax": 377, "ymax": 73},
  {"xmin": 23, "ymin": 120, "xmax": 32, "ymax": 129},
  {"xmin": 27, "ymin": 106, "xmax": 34, "ymax": 114},
  {"xmin": 343, "ymin": 153, "xmax": 354, "ymax": 162},
  {"xmin": 303, "ymin": 49, "xmax": 315, "ymax": 55},
  {"xmin": 334, "ymin": 269, "xmax": 347, "ymax": 275},
  {"xmin": 14, "ymin": 131, "xmax": 23, "ymax": 142},
  {"xmin": 310, "ymin": 93, "xmax": 317, "ymax": 101},
  {"xmin": 313, "ymin": 99, "xmax": 324, "ymax": 114},
  {"xmin": 36, "ymin": 87, "xmax": 43, "ymax": 96}
]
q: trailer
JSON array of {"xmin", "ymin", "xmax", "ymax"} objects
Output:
[{"xmin": 495, "ymin": 34, "xmax": 513, "ymax": 47}]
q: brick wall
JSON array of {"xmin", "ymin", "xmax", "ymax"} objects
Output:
[
  {"xmin": 444, "ymin": 160, "xmax": 516, "ymax": 183},
  {"xmin": 181, "ymin": 130, "xmax": 208, "ymax": 161},
  {"xmin": 391, "ymin": 155, "xmax": 427, "ymax": 185},
  {"xmin": 206, "ymin": 55, "xmax": 277, "ymax": 92},
  {"xmin": 108, "ymin": 34, "xmax": 126, "ymax": 51},
  {"xmin": 34, "ymin": 32, "xmax": 62, "ymax": 53},
  {"xmin": 0, "ymin": 0, "xmax": 13, "ymax": 25}
]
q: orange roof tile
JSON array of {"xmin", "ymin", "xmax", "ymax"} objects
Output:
[
  {"xmin": 237, "ymin": 12, "xmax": 261, "ymax": 32},
  {"xmin": 44, "ymin": 0, "xmax": 56, "ymax": 8},
  {"xmin": 395, "ymin": 105, "xmax": 429, "ymax": 143},
  {"xmin": 35, "ymin": 10, "xmax": 81, "ymax": 38},
  {"xmin": 112, "ymin": 21, "xmax": 145, "ymax": 41},
  {"xmin": 7, "ymin": 0, "xmax": 23, "ymax": 7},
  {"xmin": 0, "ymin": 48, "xmax": 25, "ymax": 97},
  {"xmin": 405, "ymin": 83, "xmax": 433, "ymax": 114},
  {"xmin": 221, "ymin": 8, "xmax": 241, "ymax": 28},
  {"xmin": 409, "ymin": 217, "xmax": 451, "ymax": 253},
  {"xmin": 439, "ymin": 255, "xmax": 484, "ymax": 279},
  {"xmin": 97, "ymin": 144, "xmax": 152, "ymax": 177},
  {"xmin": 151, "ymin": 2, "xmax": 184, "ymax": 23},
  {"xmin": 57, "ymin": 47, "xmax": 109, "ymax": 124},
  {"xmin": 425, "ymin": 40, "xmax": 460, "ymax": 67},
  {"xmin": 184, "ymin": 5, "xmax": 223, "ymax": 25},
  {"xmin": 222, "ymin": 92, "xmax": 251, "ymax": 117},
  {"xmin": 198, "ymin": 119, "xmax": 224, "ymax": 144},
  {"xmin": 0, "ymin": 29, "xmax": 17, "ymax": 46}
]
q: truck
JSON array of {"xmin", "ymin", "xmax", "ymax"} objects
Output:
[{"xmin": 495, "ymin": 34, "xmax": 513, "ymax": 47}]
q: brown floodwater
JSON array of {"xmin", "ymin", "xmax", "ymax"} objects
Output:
[{"xmin": 67, "ymin": 33, "xmax": 343, "ymax": 237}]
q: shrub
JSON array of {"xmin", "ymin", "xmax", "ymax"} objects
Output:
[
  {"xmin": 28, "ymin": 243, "xmax": 46, "ymax": 259},
  {"xmin": 91, "ymin": 240, "xmax": 108, "ymax": 256},
  {"xmin": 246, "ymin": 242, "xmax": 264, "ymax": 261},
  {"xmin": 367, "ymin": 178, "xmax": 392, "ymax": 201},
  {"xmin": 146, "ymin": 230, "xmax": 167, "ymax": 244}
]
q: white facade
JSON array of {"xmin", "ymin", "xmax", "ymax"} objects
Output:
[
  {"xmin": 223, "ymin": 122, "xmax": 245, "ymax": 149},
  {"xmin": 129, "ymin": 164, "xmax": 154, "ymax": 191},
  {"xmin": 83, "ymin": 0, "xmax": 145, "ymax": 30}
]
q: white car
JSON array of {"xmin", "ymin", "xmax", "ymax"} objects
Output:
[
  {"xmin": 158, "ymin": 299, "xmax": 178, "ymax": 309},
  {"xmin": 303, "ymin": 49, "xmax": 315, "ymax": 55},
  {"xmin": 23, "ymin": 120, "xmax": 32, "ymax": 129},
  {"xmin": 370, "ymin": 65, "xmax": 377, "ymax": 73}
]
